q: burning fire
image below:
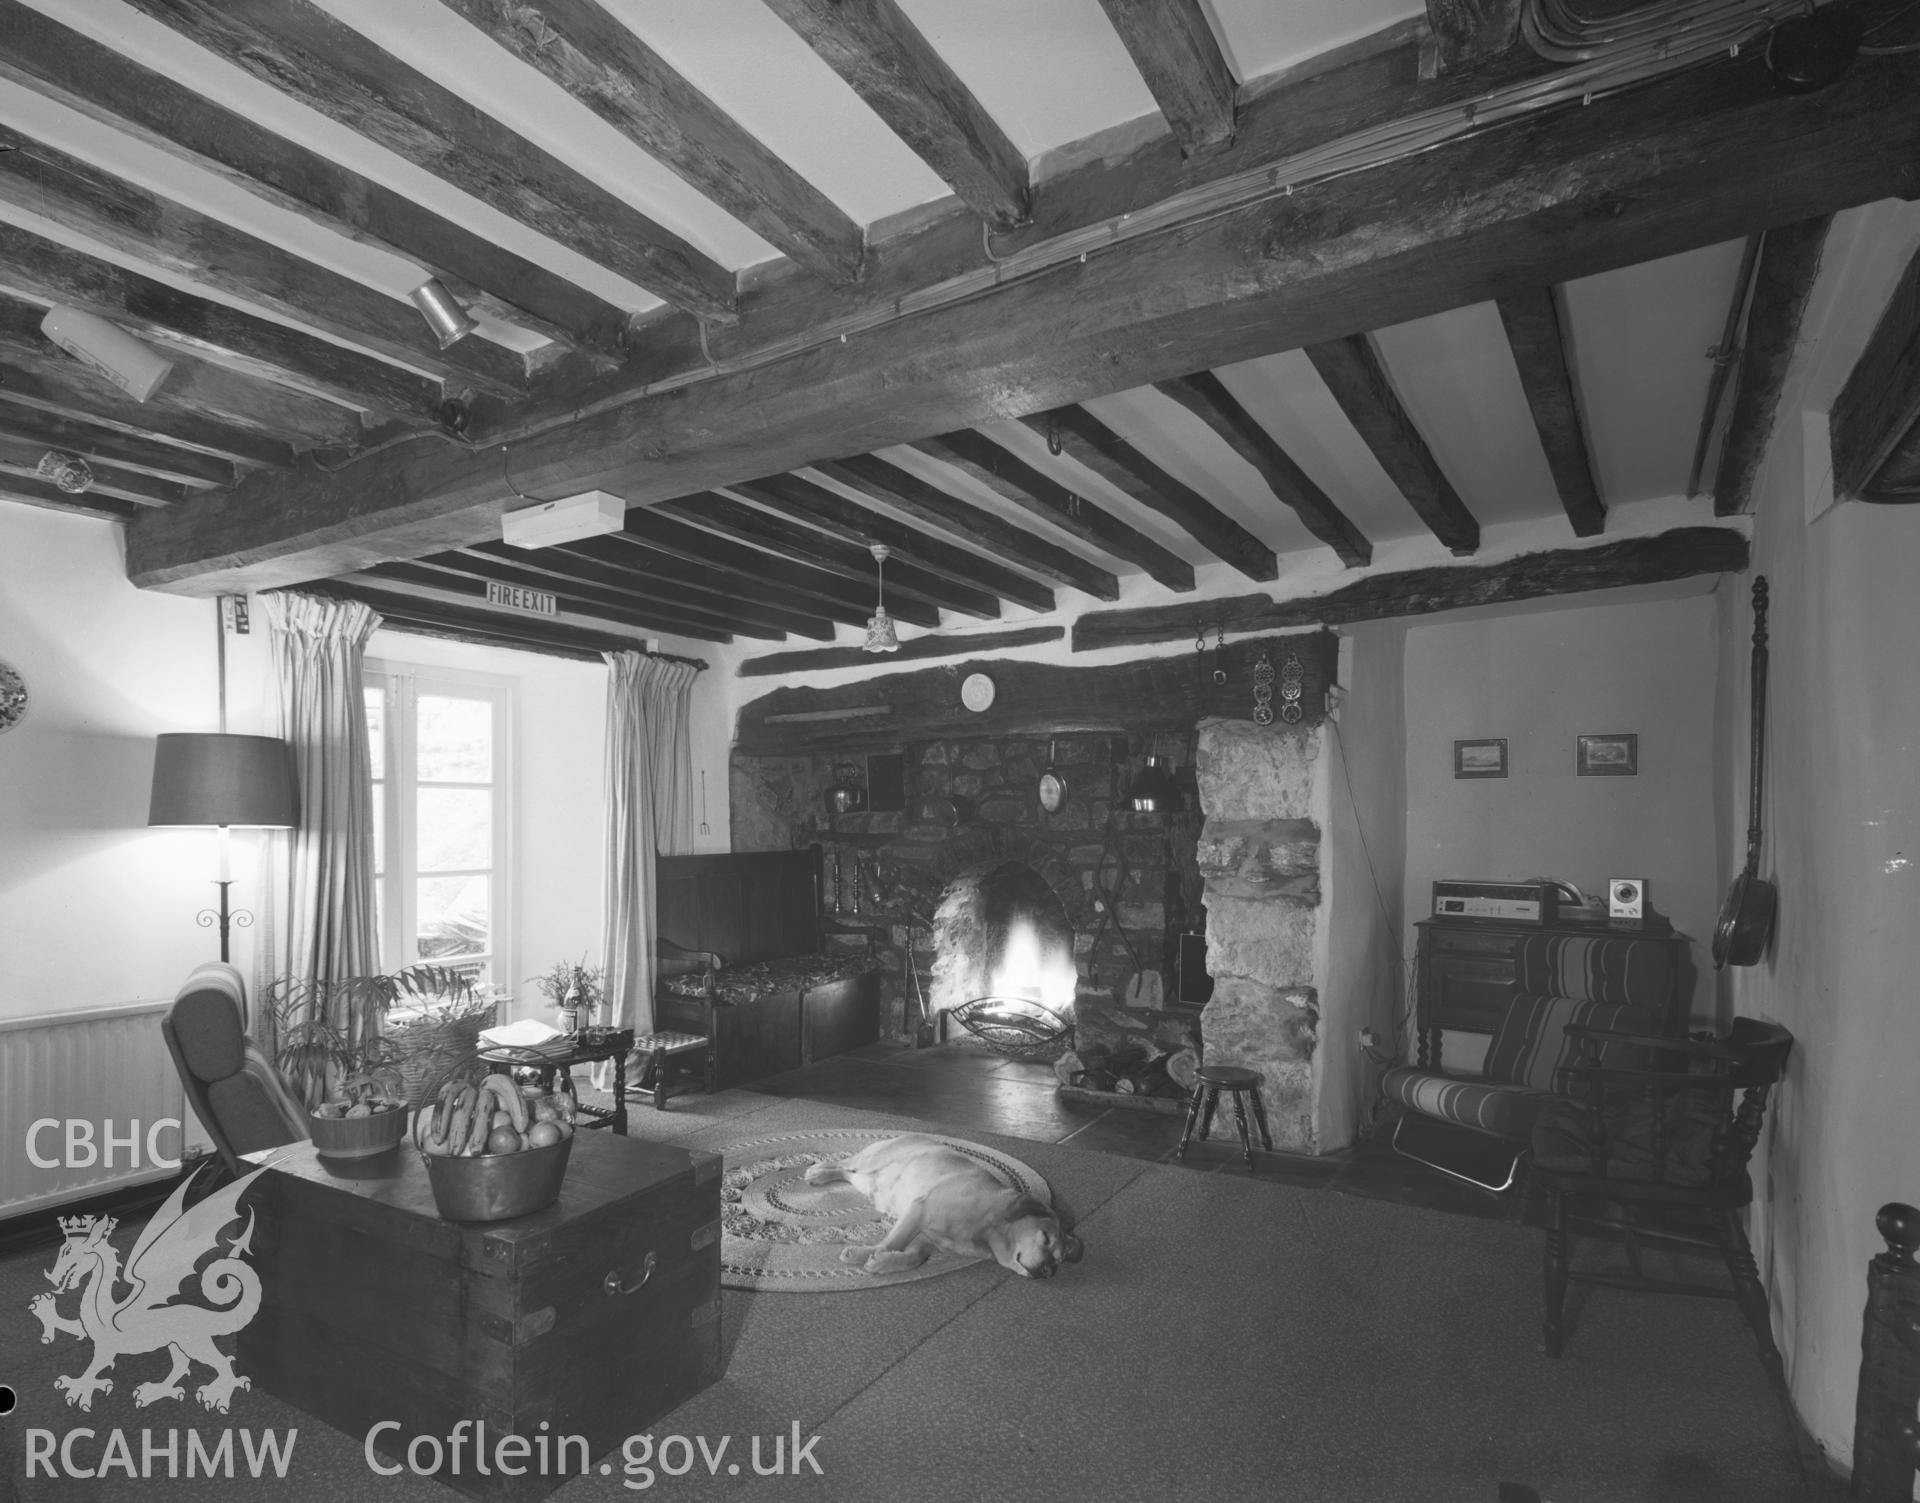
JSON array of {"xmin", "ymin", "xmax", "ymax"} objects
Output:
[{"xmin": 983, "ymin": 913, "xmax": 1077, "ymax": 1019}]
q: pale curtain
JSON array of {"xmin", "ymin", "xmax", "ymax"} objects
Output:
[
  {"xmin": 601, "ymin": 652, "xmax": 699, "ymax": 1038},
  {"xmin": 252, "ymin": 592, "xmax": 382, "ymax": 1050}
]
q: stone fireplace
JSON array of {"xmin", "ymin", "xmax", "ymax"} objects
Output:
[{"xmin": 927, "ymin": 859, "xmax": 1079, "ymax": 1020}]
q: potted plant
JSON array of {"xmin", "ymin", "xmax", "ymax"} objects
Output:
[{"xmin": 529, "ymin": 957, "xmax": 604, "ymax": 1035}]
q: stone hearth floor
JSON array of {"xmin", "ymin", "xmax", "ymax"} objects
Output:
[{"xmin": 724, "ymin": 1039, "xmax": 1541, "ymax": 1227}]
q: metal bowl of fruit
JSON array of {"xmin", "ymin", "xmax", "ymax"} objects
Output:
[
  {"xmin": 414, "ymin": 1070, "xmax": 576, "ymax": 1222},
  {"xmin": 307, "ymin": 1070, "xmax": 410, "ymax": 1159}
]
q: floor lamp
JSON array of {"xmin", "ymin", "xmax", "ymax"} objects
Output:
[{"xmin": 147, "ymin": 603, "xmax": 297, "ymax": 961}]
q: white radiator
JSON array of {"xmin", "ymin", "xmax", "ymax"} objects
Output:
[{"xmin": 0, "ymin": 1002, "xmax": 189, "ymax": 1220}]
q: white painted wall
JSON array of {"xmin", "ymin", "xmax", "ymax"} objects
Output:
[{"xmin": 1714, "ymin": 198, "xmax": 1920, "ymax": 1471}]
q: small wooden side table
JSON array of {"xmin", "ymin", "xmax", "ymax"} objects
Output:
[{"xmin": 481, "ymin": 1029, "xmax": 635, "ymax": 1135}]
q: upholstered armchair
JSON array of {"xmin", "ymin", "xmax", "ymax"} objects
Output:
[{"xmin": 161, "ymin": 961, "xmax": 308, "ymax": 1176}]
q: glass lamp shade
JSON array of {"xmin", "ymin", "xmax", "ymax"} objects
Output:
[
  {"xmin": 1123, "ymin": 756, "xmax": 1182, "ymax": 813},
  {"xmin": 863, "ymin": 605, "xmax": 900, "ymax": 653},
  {"xmin": 148, "ymin": 733, "xmax": 298, "ymax": 828}
]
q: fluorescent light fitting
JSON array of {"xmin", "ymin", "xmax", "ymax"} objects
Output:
[
  {"xmin": 409, "ymin": 279, "xmax": 476, "ymax": 348},
  {"xmin": 40, "ymin": 307, "xmax": 173, "ymax": 402},
  {"xmin": 501, "ymin": 489, "xmax": 626, "ymax": 548}
]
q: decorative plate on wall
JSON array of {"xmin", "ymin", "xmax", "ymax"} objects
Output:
[
  {"xmin": 960, "ymin": 672, "xmax": 996, "ymax": 713},
  {"xmin": 0, "ymin": 660, "xmax": 26, "ymax": 734}
]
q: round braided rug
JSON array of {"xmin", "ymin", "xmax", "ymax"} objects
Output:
[{"xmin": 718, "ymin": 1129, "xmax": 1052, "ymax": 1293}]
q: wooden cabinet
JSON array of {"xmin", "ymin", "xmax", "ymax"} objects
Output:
[
  {"xmin": 1413, "ymin": 917, "xmax": 1688, "ymax": 1070},
  {"xmin": 656, "ymin": 970, "xmax": 881, "ymax": 1091}
]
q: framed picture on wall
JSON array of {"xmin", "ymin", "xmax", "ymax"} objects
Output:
[
  {"xmin": 1453, "ymin": 738, "xmax": 1508, "ymax": 779},
  {"xmin": 1577, "ymin": 733, "xmax": 1638, "ymax": 776}
]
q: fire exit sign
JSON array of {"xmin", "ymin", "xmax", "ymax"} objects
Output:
[{"xmin": 486, "ymin": 581, "xmax": 558, "ymax": 615}]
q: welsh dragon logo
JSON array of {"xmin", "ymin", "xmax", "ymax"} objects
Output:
[{"xmin": 29, "ymin": 1165, "xmax": 266, "ymax": 1413}]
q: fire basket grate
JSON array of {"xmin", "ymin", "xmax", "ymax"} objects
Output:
[{"xmin": 949, "ymin": 997, "xmax": 1073, "ymax": 1063}]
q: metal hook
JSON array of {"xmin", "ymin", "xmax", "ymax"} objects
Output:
[
  {"xmin": 1212, "ymin": 626, "xmax": 1228, "ymax": 685},
  {"xmin": 1046, "ymin": 416, "xmax": 1063, "ymax": 456}
]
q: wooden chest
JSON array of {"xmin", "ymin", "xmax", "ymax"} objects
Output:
[{"xmin": 237, "ymin": 1133, "xmax": 723, "ymax": 1502}]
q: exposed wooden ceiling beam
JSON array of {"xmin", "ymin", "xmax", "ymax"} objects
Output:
[
  {"xmin": 1713, "ymin": 215, "xmax": 1835, "ymax": 516},
  {"xmin": 1686, "ymin": 234, "xmax": 1762, "ymax": 498},
  {"xmin": 814, "ymin": 454, "xmax": 1119, "ymax": 600},
  {"xmin": 657, "ymin": 492, "xmax": 992, "ymax": 620},
  {"xmin": 1020, "ymin": 405, "xmax": 1276, "ymax": 581},
  {"xmin": 122, "ymin": 0, "xmax": 737, "ymax": 323},
  {"xmin": 0, "ymin": 362, "xmax": 297, "ymax": 472},
  {"xmin": 1304, "ymin": 335, "xmax": 1480, "ymax": 554},
  {"xmin": 1495, "ymin": 286, "xmax": 1606, "ymax": 537},
  {"xmin": 0, "ymin": 298, "xmax": 358, "ymax": 449},
  {"xmin": 427, "ymin": 546, "xmax": 835, "ymax": 641},
  {"xmin": 737, "ymin": 470, "xmax": 1055, "ymax": 613},
  {"xmin": 1074, "ymin": 526, "xmax": 1749, "ymax": 651},
  {"xmin": 762, "ymin": 0, "xmax": 1029, "ymax": 227},
  {"xmin": 606, "ymin": 507, "xmax": 950, "ymax": 630},
  {"xmin": 0, "ymin": 220, "xmax": 440, "ymax": 421},
  {"xmin": 123, "ymin": 45, "xmax": 1920, "ymax": 593},
  {"xmin": 1096, "ymin": 0, "xmax": 1236, "ymax": 155},
  {"xmin": 1153, "ymin": 372, "xmax": 1372, "ymax": 567},
  {"xmin": 437, "ymin": 0, "xmax": 864, "ymax": 287},
  {"xmin": 0, "ymin": 407, "xmax": 234, "ymax": 488},
  {"xmin": 468, "ymin": 534, "xmax": 873, "ymax": 634},
  {"xmin": 0, "ymin": 471, "xmax": 142, "ymax": 521},
  {"xmin": 366, "ymin": 559, "xmax": 792, "ymax": 641},
  {"xmin": 1831, "ymin": 240, "xmax": 1920, "ymax": 503},
  {"xmin": 299, "ymin": 577, "xmax": 728, "ymax": 651},
  {"xmin": 0, "ymin": 125, "xmax": 521, "ymax": 401},
  {"xmin": 0, "ymin": 435, "xmax": 180, "ymax": 507},
  {"xmin": 740, "ymin": 624, "xmax": 1065, "ymax": 678},
  {"xmin": 0, "ymin": 0, "xmax": 625, "ymax": 364},
  {"xmin": 909, "ymin": 430, "xmax": 1196, "ymax": 592}
]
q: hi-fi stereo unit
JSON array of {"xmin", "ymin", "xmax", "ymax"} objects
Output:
[{"xmin": 1431, "ymin": 879, "xmax": 1559, "ymax": 924}]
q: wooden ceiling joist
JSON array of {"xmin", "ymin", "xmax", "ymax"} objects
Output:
[
  {"xmin": 1153, "ymin": 372, "xmax": 1373, "ymax": 567},
  {"xmin": 122, "ymin": 44, "xmax": 1920, "ymax": 594},
  {"xmin": 0, "ymin": 471, "xmax": 142, "ymax": 521},
  {"xmin": 468, "ymin": 535, "xmax": 870, "ymax": 635},
  {"xmin": 365, "ymin": 558, "xmax": 797, "ymax": 642},
  {"xmin": 301, "ymin": 577, "xmax": 727, "ymax": 652},
  {"xmin": 1020, "ymin": 405, "xmax": 1277, "ymax": 582},
  {"xmin": 121, "ymin": 0, "xmax": 738, "ymax": 323},
  {"xmin": 605, "ymin": 506, "xmax": 947, "ymax": 630},
  {"xmin": 0, "ymin": 126, "xmax": 524, "ymax": 402},
  {"xmin": 0, "ymin": 434, "xmax": 179, "ymax": 506},
  {"xmin": 0, "ymin": 407, "xmax": 233, "ymax": 488},
  {"xmin": 431, "ymin": 546, "xmax": 836, "ymax": 641},
  {"xmin": 0, "ymin": 220, "xmax": 441, "ymax": 422},
  {"xmin": 655, "ymin": 493, "xmax": 991, "ymax": 621},
  {"xmin": 1095, "ymin": 0, "xmax": 1237, "ymax": 155},
  {"xmin": 813, "ymin": 454, "xmax": 1120, "ymax": 601},
  {"xmin": 1713, "ymin": 215, "xmax": 1836, "ymax": 516},
  {"xmin": 1495, "ymin": 286, "xmax": 1606, "ymax": 537},
  {"xmin": 1304, "ymin": 335, "xmax": 1481, "ymax": 555},
  {"xmin": 762, "ymin": 0, "xmax": 1030, "ymax": 228},
  {"xmin": 909, "ymin": 430, "xmax": 1195, "ymax": 593},
  {"xmin": 737, "ymin": 471, "xmax": 1055, "ymax": 614},
  {"xmin": 0, "ymin": 360, "xmax": 297, "ymax": 472},
  {"xmin": 438, "ymin": 0, "xmax": 865, "ymax": 288},
  {"xmin": 1831, "ymin": 240, "xmax": 1920, "ymax": 503},
  {"xmin": 0, "ymin": 0, "xmax": 626, "ymax": 364}
]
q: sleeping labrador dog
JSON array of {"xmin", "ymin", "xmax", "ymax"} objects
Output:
[{"xmin": 805, "ymin": 1133, "xmax": 1084, "ymax": 1278}]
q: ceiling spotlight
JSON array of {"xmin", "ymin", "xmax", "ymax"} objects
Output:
[
  {"xmin": 863, "ymin": 543, "xmax": 900, "ymax": 654},
  {"xmin": 39, "ymin": 307, "xmax": 173, "ymax": 402},
  {"xmin": 409, "ymin": 279, "xmax": 476, "ymax": 349},
  {"xmin": 35, "ymin": 450, "xmax": 93, "ymax": 494}
]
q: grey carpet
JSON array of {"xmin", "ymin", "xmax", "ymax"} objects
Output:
[{"xmin": 0, "ymin": 1095, "xmax": 1811, "ymax": 1502}]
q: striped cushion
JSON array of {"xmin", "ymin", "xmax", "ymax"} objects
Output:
[
  {"xmin": 1482, "ymin": 997, "xmax": 1659, "ymax": 1092},
  {"xmin": 1380, "ymin": 1066, "xmax": 1549, "ymax": 1139},
  {"xmin": 1513, "ymin": 933, "xmax": 1677, "ymax": 1018}
]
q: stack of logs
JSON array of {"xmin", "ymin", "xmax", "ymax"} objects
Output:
[{"xmin": 1054, "ymin": 995, "xmax": 1201, "ymax": 1101}]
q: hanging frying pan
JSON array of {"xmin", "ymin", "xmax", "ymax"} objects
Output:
[{"xmin": 1713, "ymin": 576, "xmax": 1778, "ymax": 968}]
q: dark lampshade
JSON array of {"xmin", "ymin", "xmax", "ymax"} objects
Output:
[
  {"xmin": 1123, "ymin": 756, "xmax": 1182, "ymax": 814},
  {"xmin": 148, "ymin": 733, "xmax": 298, "ymax": 828}
]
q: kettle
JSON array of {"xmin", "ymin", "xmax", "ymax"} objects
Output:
[{"xmin": 825, "ymin": 763, "xmax": 867, "ymax": 815}]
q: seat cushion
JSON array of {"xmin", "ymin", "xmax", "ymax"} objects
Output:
[
  {"xmin": 1482, "ymin": 997, "xmax": 1661, "ymax": 1093},
  {"xmin": 203, "ymin": 1042, "xmax": 308, "ymax": 1156},
  {"xmin": 1380, "ymin": 1066, "xmax": 1551, "ymax": 1139},
  {"xmin": 1513, "ymin": 932, "xmax": 1678, "ymax": 1019},
  {"xmin": 1530, "ymin": 1086, "xmax": 1721, "ymax": 1186}
]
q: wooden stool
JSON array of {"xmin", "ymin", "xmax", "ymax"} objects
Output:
[
  {"xmin": 631, "ymin": 1031, "xmax": 713, "ymax": 1110},
  {"xmin": 1176, "ymin": 1064, "xmax": 1274, "ymax": 1167}
]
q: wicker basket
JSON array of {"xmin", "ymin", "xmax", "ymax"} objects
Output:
[
  {"xmin": 949, "ymin": 997, "xmax": 1073, "ymax": 1063},
  {"xmin": 386, "ymin": 1007, "xmax": 495, "ymax": 1108}
]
